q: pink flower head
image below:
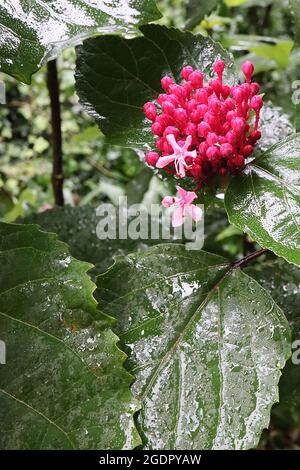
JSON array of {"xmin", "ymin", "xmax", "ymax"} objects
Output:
[
  {"xmin": 162, "ymin": 186, "xmax": 202, "ymax": 227},
  {"xmin": 143, "ymin": 59, "xmax": 263, "ymax": 186},
  {"xmin": 156, "ymin": 134, "xmax": 197, "ymax": 178}
]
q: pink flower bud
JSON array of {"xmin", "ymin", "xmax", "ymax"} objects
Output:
[
  {"xmin": 190, "ymin": 70, "xmax": 204, "ymax": 89},
  {"xmin": 187, "ymin": 99, "xmax": 197, "ymax": 113},
  {"xmin": 174, "ymin": 108, "xmax": 187, "ymax": 124},
  {"xmin": 209, "ymin": 79, "xmax": 221, "ymax": 96},
  {"xmin": 197, "ymin": 104, "xmax": 208, "ymax": 118},
  {"xmin": 156, "ymin": 114, "xmax": 172, "ymax": 127},
  {"xmin": 145, "ymin": 151, "xmax": 159, "ymax": 166},
  {"xmin": 198, "ymin": 121, "xmax": 211, "ymax": 138},
  {"xmin": 222, "ymin": 121, "xmax": 231, "ymax": 133},
  {"xmin": 224, "ymin": 98, "xmax": 235, "ymax": 111},
  {"xmin": 204, "ymin": 111, "xmax": 217, "ymax": 129},
  {"xmin": 250, "ymin": 82, "xmax": 260, "ymax": 96},
  {"xmin": 155, "ymin": 137, "xmax": 164, "ymax": 151},
  {"xmin": 206, "ymin": 132, "xmax": 218, "ymax": 146},
  {"xmin": 206, "ymin": 146, "xmax": 220, "ymax": 161},
  {"xmin": 151, "ymin": 122, "xmax": 164, "ymax": 136},
  {"xmin": 226, "ymin": 110, "xmax": 236, "ymax": 122},
  {"xmin": 209, "ymin": 96, "xmax": 221, "ymax": 114},
  {"xmin": 233, "ymin": 155, "xmax": 245, "ymax": 168},
  {"xmin": 221, "ymin": 85, "xmax": 231, "ymax": 99},
  {"xmin": 195, "ymin": 88, "xmax": 208, "ymax": 104},
  {"xmin": 249, "ymin": 129, "xmax": 261, "ymax": 142},
  {"xmin": 169, "ymin": 84, "xmax": 186, "ymax": 99},
  {"xmin": 250, "ymin": 95, "xmax": 263, "ymax": 111},
  {"xmin": 226, "ymin": 131, "xmax": 238, "ymax": 145},
  {"xmin": 220, "ymin": 143, "xmax": 233, "ymax": 157},
  {"xmin": 241, "ymin": 144, "xmax": 254, "ymax": 156},
  {"xmin": 181, "ymin": 65, "xmax": 194, "ymax": 81},
  {"xmin": 161, "ymin": 100, "xmax": 175, "ymax": 115},
  {"xmin": 161, "ymin": 76, "xmax": 174, "ymax": 91},
  {"xmin": 190, "ymin": 162, "xmax": 203, "ymax": 179},
  {"xmin": 198, "ymin": 141, "xmax": 208, "ymax": 155},
  {"xmin": 232, "ymin": 117, "xmax": 246, "ymax": 133},
  {"xmin": 157, "ymin": 93, "xmax": 168, "ymax": 105},
  {"xmin": 184, "ymin": 122, "xmax": 197, "ymax": 136},
  {"xmin": 231, "ymin": 87, "xmax": 244, "ymax": 103},
  {"xmin": 163, "ymin": 126, "xmax": 180, "ymax": 138},
  {"xmin": 242, "ymin": 61, "xmax": 254, "ymax": 83},
  {"xmin": 214, "ymin": 60, "xmax": 225, "ymax": 80},
  {"xmin": 143, "ymin": 102, "xmax": 157, "ymax": 121}
]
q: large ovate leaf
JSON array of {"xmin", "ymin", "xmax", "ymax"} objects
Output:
[
  {"xmin": 0, "ymin": 222, "xmax": 140, "ymax": 449},
  {"xmin": 21, "ymin": 201, "xmax": 182, "ymax": 278},
  {"xmin": 96, "ymin": 244, "xmax": 291, "ymax": 450},
  {"xmin": 246, "ymin": 259, "xmax": 300, "ymax": 429},
  {"xmin": 225, "ymin": 134, "xmax": 300, "ymax": 266},
  {"xmin": 0, "ymin": 0, "xmax": 161, "ymax": 83},
  {"xmin": 75, "ymin": 24, "xmax": 235, "ymax": 150}
]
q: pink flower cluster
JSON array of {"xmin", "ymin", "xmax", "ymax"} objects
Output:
[{"xmin": 143, "ymin": 60, "xmax": 263, "ymax": 187}]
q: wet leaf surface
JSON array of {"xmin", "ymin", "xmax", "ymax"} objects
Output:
[
  {"xmin": 225, "ymin": 134, "xmax": 300, "ymax": 266},
  {"xmin": 96, "ymin": 244, "xmax": 291, "ymax": 449},
  {"xmin": 0, "ymin": 0, "xmax": 161, "ymax": 83},
  {"xmin": 21, "ymin": 203, "xmax": 183, "ymax": 278},
  {"xmin": 0, "ymin": 222, "xmax": 140, "ymax": 449},
  {"xmin": 75, "ymin": 24, "xmax": 235, "ymax": 150},
  {"xmin": 247, "ymin": 259, "xmax": 300, "ymax": 429}
]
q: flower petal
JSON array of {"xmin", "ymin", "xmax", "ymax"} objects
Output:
[
  {"xmin": 166, "ymin": 133, "xmax": 181, "ymax": 153},
  {"xmin": 191, "ymin": 204, "xmax": 202, "ymax": 222},
  {"xmin": 185, "ymin": 191, "xmax": 197, "ymax": 205},
  {"xmin": 176, "ymin": 186, "xmax": 188, "ymax": 199},
  {"xmin": 156, "ymin": 155, "xmax": 176, "ymax": 168},
  {"xmin": 162, "ymin": 196, "xmax": 175, "ymax": 208},
  {"xmin": 172, "ymin": 206, "xmax": 184, "ymax": 227}
]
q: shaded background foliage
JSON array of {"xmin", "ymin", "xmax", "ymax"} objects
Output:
[{"xmin": 0, "ymin": 0, "xmax": 300, "ymax": 449}]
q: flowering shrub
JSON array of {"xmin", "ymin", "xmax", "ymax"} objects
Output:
[{"xmin": 144, "ymin": 59, "xmax": 264, "ymax": 225}]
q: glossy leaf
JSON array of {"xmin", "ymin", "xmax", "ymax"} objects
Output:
[
  {"xmin": 96, "ymin": 244, "xmax": 291, "ymax": 450},
  {"xmin": 246, "ymin": 259, "xmax": 300, "ymax": 429},
  {"xmin": 0, "ymin": 0, "xmax": 161, "ymax": 83},
  {"xmin": 75, "ymin": 24, "xmax": 235, "ymax": 150},
  {"xmin": 21, "ymin": 202, "xmax": 182, "ymax": 278},
  {"xmin": 225, "ymin": 134, "xmax": 300, "ymax": 266},
  {"xmin": 0, "ymin": 222, "xmax": 140, "ymax": 449}
]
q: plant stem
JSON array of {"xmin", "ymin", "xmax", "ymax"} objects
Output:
[
  {"xmin": 47, "ymin": 59, "xmax": 64, "ymax": 206},
  {"xmin": 232, "ymin": 248, "xmax": 269, "ymax": 270}
]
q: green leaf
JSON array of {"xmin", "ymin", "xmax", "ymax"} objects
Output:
[
  {"xmin": 96, "ymin": 244, "xmax": 291, "ymax": 450},
  {"xmin": 0, "ymin": 222, "xmax": 140, "ymax": 449},
  {"xmin": 225, "ymin": 134, "xmax": 300, "ymax": 266},
  {"xmin": 21, "ymin": 203, "xmax": 180, "ymax": 278},
  {"xmin": 246, "ymin": 259, "xmax": 300, "ymax": 429},
  {"xmin": 184, "ymin": 0, "xmax": 219, "ymax": 30},
  {"xmin": 75, "ymin": 24, "xmax": 235, "ymax": 150},
  {"xmin": 0, "ymin": 0, "xmax": 161, "ymax": 83}
]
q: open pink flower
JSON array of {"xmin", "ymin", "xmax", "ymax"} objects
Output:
[
  {"xmin": 156, "ymin": 134, "xmax": 197, "ymax": 178},
  {"xmin": 162, "ymin": 186, "xmax": 202, "ymax": 227}
]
